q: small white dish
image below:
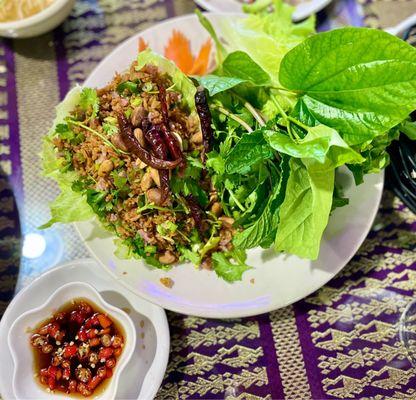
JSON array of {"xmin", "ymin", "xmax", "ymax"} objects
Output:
[
  {"xmin": 0, "ymin": 0, "xmax": 75, "ymax": 38},
  {"xmin": 385, "ymin": 13, "xmax": 416, "ymax": 36},
  {"xmin": 193, "ymin": 0, "xmax": 332, "ymax": 22},
  {"xmin": 0, "ymin": 259, "xmax": 169, "ymax": 400},
  {"xmin": 8, "ymin": 282, "xmax": 136, "ymax": 400}
]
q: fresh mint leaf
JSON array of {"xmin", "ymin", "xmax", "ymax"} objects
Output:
[
  {"xmin": 264, "ymin": 124, "xmax": 364, "ymax": 170},
  {"xmin": 225, "ymin": 129, "xmax": 274, "ymax": 174},
  {"xmin": 280, "ymin": 28, "xmax": 416, "ymax": 145},
  {"xmin": 206, "ymin": 151, "xmax": 226, "ymax": 175},
  {"xmin": 233, "ymin": 155, "xmax": 290, "ymax": 249},
  {"xmin": 212, "ymin": 251, "xmax": 251, "ymax": 283},
  {"xmin": 79, "ymin": 88, "xmax": 99, "ymax": 119}
]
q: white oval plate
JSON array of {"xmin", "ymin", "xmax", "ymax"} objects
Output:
[
  {"xmin": 75, "ymin": 13, "xmax": 384, "ymax": 319},
  {"xmin": 194, "ymin": 0, "xmax": 332, "ymax": 21},
  {"xmin": 0, "ymin": 259, "xmax": 170, "ymax": 400}
]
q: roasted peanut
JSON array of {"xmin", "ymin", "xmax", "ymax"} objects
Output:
[
  {"xmin": 98, "ymin": 160, "xmax": 113, "ymax": 176},
  {"xmin": 158, "ymin": 251, "xmax": 177, "ymax": 265},
  {"xmin": 134, "ymin": 127, "xmax": 146, "ymax": 147},
  {"xmin": 210, "ymin": 202, "xmax": 222, "ymax": 217},
  {"xmin": 146, "ymin": 188, "xmax": 163, "ymax": 206},
  {"xmin": 140, "ymin": 171, "xmax": 154, "ymax": 191}
]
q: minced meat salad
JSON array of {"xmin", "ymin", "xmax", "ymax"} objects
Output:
[{"xmin": 45, "ymin": 59, "xmax": 235, "ymax": 270}]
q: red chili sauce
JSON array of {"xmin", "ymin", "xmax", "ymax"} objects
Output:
[{"xmin": 30, "ymin": 299, "xmax": 124, "ymax": 397}]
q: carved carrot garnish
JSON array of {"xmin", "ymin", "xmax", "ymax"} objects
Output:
[
  {"xmin": 164, "ymin": 30, "xmax": 194, "ymax": 73},
  {"xmin": 138, "ymin": 30, "xmax": 213, "ymax": 76},
  {"xmin": 189, "ymin": 39, "xmax": 212, "ymax": 76},
  {"xmin": 138, "ymin": 37, "xmax": 148, "ymax": 52}
]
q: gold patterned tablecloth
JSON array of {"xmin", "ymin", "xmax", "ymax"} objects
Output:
[{"xmin": 0, "ymin": 0, "xmax": 415, "ymax": 399}]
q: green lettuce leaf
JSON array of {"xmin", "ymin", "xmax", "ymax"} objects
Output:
[
  {"xmin": 136, "ymin": 49, "xmax": 197, "ymax": 112},
  {"xmin": 275, "ymin": 158, "xmax": 334, "ymax": 259},
  {"xmin": 280, "ymin": 28, "xmax": 416, "ymax": 145},
  {"xmin": 40, "ymin": 87, "xmax": 95, "ymax": 228},
  {"xmin": 217, "ymin": 0, "xmax": 315, "ymax": 85}
]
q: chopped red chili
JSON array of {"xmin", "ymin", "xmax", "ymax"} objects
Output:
[{"xmin": 30, "ymin": 299, "xmax": 124, "ymax": 397}]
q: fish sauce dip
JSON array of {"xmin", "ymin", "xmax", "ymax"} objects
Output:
[
  {"xmin": 0, "ymin": 0, "xmax": 55, "ymax": 23},
  {"xmin": 29, "ymin": 298, "xmax": 125, "ymax": 397}
]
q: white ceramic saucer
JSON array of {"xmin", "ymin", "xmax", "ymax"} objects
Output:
[{"xmin": 0, "ymin": 259, "xmax": 170, "ymax": 400}]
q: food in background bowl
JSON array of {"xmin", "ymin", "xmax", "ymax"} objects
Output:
[{"xmin": 0, "ymin": 0, "xmax": 55, "ymax": 22}]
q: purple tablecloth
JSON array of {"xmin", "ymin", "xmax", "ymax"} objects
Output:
[{"xmin": 1, "ymin": 0, "xmax": 416, "ymax": 398}]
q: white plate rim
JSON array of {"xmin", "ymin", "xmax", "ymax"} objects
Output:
[
  {"xmin": 70, "ymin": 13, "xmax": 385, "ymax": 319},
  {"xmin": 0, "ymin": 258, "xmax": 170, "ymax": 400}
]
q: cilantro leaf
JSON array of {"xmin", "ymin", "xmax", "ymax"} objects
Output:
[
  {"xmin": 212, "ymin": 251, "xmax": 251, "ymax": 283},
  {"xmin": 103, "ymin": 122, "xmax": 118, "ymax": 136},
  {"xmin": 79, "ymin": 88, "xmax": 99, "ymax": 119},
  {"xmin": 117, "ymin": 81, "xmax": 139, "ymax": 95}
]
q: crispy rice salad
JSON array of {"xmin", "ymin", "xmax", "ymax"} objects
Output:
[
  {"xmin": 42, "ymin": 1, "xmax": 416, "ymax": 282},
  {"xmin": 42, "ymin": 52, "xmax": 235, "ymax": 271}
]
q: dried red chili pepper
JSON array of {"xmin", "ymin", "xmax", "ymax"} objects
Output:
[
  {"xmin": 158, "ymin": 83, "xmax": 169, "ymax": 127},
  {"xmin": 160, "ymin": 126, "xmax": 183, "ymax": 161},
  {"xmin": 195, "ymin": 86, "xmax": 213, "ymax": 162},
  {"xmin": 186, "ymin": 195, "xmax": 205, "ymax": 234},
  {"xmin": 117, "ymin": 113, "xmax": 181, "ymax": 170},
  {"xmin": 157, "ymin": 82, "xmax": 185, "ymax": 173},
  {"xmin": 143, "ymin": 124, "xmax": 171, "ymax": 203}
]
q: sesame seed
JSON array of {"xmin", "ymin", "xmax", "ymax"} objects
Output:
[
  {"xmin": 91, "ymin": 364, "xmax": 95, "ymax": 368},
  {"xmin": 100, "ymin": 358, "xmax": 105, "ymax": 363},
  {"xmin": 56, "ymin": 341, "xmax": 61, "ymax": 345},
  {"xmin": 70, "ymin": 341, "xmax": 74, "ymax": 346},
  {"xmin": 75, "ymin": 335, "xmax": 79, "ymax": 340}
]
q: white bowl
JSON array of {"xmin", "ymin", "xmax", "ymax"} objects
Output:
[
  {"xmin": 0, "ymin": 0, "xmax": 75, "ymax": 38},
  {"xmin": 7, "ymin": 281, "xmax": 136, "ymax": 400}
]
